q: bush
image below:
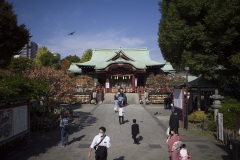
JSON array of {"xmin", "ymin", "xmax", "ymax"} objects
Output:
[
  {"xmin": 206, "ymin": 120, "xmax": 217, "ymax": 132},
  {"xmin": 189, "ymin": 110, "xmax": 207, "ymax": 123},
  {"xmin": 219, "ymin": 97, "xmax": 240, "ymax": 129},
  {"xmin": 36, "ymin": 105, "xmax": 45, "ymax": 113}
]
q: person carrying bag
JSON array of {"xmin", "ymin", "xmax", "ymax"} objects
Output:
[
  {"xmin": 88, "ymin": 127, "xmax": 111, "ymax": 160},
  {"xmin": 94, "ymin": 135, "xmax": 106, "ymax": 150},
  {"xmin": 94, "ymin": 135, "xmax": 107, "ymax": 159}
]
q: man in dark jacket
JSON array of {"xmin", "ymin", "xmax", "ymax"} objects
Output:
[
  {"xmin": 169, "ymin": 110, "xmax": 179, "ymax": 135},
  {"xmin": 131, "ymin": 119, "xmax": 140, "ymax": 144}
]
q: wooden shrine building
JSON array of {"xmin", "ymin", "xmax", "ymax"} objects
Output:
[{"xmin": 67, "ymin": 48, "xmax": 174, "ymax": 93}]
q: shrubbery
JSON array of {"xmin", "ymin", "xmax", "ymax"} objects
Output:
[
  {"xmin": 188, "ymin": 110, "xmax": 207, "ymax": 123},
  {"xmin": 206, "ymin": 120, "xmax": 217, "ymax": 132},
  {"xmin": 219, "ymin": 97, "xmax": 240, "ymax": 129}
]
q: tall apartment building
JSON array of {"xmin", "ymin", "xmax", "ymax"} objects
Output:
[{"xmin": 18, "ymin": 41, "xmax": 38, "ymax": 59}]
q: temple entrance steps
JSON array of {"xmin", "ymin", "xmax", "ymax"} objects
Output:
[{"xmin": 103, "ymin": 93, "xmax": 140, "ymax": 104}]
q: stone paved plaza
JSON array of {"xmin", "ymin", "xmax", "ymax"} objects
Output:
[{"xmin": 5, "ymin": 103, "xmax": 230, "ymax": 160}]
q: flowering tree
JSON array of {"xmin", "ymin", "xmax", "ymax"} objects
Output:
[{"xmin": 26, "ymin": 66, "xmax": 77, "ymax": 104}]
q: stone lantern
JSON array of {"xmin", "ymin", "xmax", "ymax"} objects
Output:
[{"xmin": 210, "ymin": 89, "xmax": 224, "ymax": 121}]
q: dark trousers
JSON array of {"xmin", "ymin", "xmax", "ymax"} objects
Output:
[
  {"xmin": 95, "ymin": 146, "xmax": 107, "ymax": 160},
  {"xmin": 132, "ymin": 134, "xmax": 138, "ymax": 143},
  {"xmin": 119, "ymin": 116, "xmax": 124, "ymax": 124}
]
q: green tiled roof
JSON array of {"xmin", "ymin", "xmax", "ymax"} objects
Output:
[
  {"xmin": 67, "ymin": 63, "xmax": 82, "ymax": 73},
  {"xmin": 67, "ymin": 48, "xmax": 176, "ymax": 73},
  {"xmin": 75, "ymin": 48, "xmax": 164, "ymax": 69},
  {"xmin": 188, "ymin": 76, "xmax": 216, "ymax": 88},
  {"xmin": 161, "ymin": 62, "xmax": 174, "ymax": 72},
  {"xmin": 172, "ymin": 76, "xmax": 216, "ymax": 88}
]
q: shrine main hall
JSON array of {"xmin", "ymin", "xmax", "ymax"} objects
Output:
[{"xmin": 67, "ymin": 48, "xmax": 174, "ymax": 93}]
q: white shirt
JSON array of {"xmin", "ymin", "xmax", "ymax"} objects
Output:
[
  {"xmin": 90, "ymin": 134, "xmax": 111, "ymax": 149},
  {"xmin": 118, "ymin": 108, "xmax": 124, "ymax": 116},
  {"xmin": 180, "ymin": 148, "xmax": 188, "ymax": 159}
]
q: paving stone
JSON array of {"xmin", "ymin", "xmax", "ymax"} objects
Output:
[{"xmin": 4, "ymin": 103, "xmax": 229, "ymax": 160}]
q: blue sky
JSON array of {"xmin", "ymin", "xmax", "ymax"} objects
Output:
[{"xmin": 9, "ymin": 0, "xmax": 164, "ymax": 62}]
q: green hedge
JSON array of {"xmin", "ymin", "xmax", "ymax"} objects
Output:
[{"xmin": 219, "ymin": 97, "xmax": 240, "ymax": 129}]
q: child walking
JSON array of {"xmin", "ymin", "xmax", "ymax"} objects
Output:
[{"xmin": 179, "ymin": 144, "xmax": 191, "ymax": 160}]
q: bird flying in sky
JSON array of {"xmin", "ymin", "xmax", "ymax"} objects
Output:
[{"xmin": 68, "ymin": 32, "xmax": 75, "ymax": 35}]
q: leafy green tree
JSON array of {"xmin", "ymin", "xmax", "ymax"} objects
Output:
[
  {"xmin": 7, "ymin": 57, "xmax": 33, "ymax": 73},
  {"xmin": 40, "ymin": 52, "xmax": 55, "ymax": 66},
  {"xmin": 0, "ymin": 0, "xmax": 30, "ymax": 68},
  {"xmin": 65, "ymin": 55, "xmax": 81, "ymax": 63},
  {"xmin": 34, "ymin": 46, "xmax": 60, "ymax": 66},
  {"xmin": 219, "ymin": 97, "xmax": 240, "ymax": 129},
  {"xmin": 60, "ymin": 58, "xmax": 71, "ymax": 71},
  {"xmin": 60, "ymin": 55, "xmax": 80, "ymax": 71},
  {"xmin": 80, "ymin": 49, "xmax": 92, "ymax": 63},
  {"xmin": 34, "ymin": 46, "xmax": 49, "ymax": 65},
  {"xmin": 0, "ymin": 74, "xmax": 49, "ymax": 100},
  {"xmin": 158, "ymin": 0, "xmax": 240, "ymax": 82}
]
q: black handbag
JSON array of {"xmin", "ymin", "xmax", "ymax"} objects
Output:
[{"xmin": 94, "ymin": 135, "xmax": 106, "ymax": 150}]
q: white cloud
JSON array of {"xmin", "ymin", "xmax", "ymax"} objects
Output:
[
  {"xmin": 37, "ymin": 29, "xmax": 164, "ymax": 62},
  {"xmin": 43, "ymin": 29, "xmax": 145, "ymax": 58}
]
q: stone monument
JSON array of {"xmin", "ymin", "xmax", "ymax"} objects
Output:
[{"xmin": 210, "ymin": 89, "xmax": 224, "ymax": 121}]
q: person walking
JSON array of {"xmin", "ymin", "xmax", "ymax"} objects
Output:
[
  {"xmin": 88, "ymin": 127, "xmax": 111, "ymax": 160},
  {"xmin": 118, "ymin": 105, "xmax": 125, "ymax": 125},
  {"xmin": 114, "ymin": 94, "xmax": 119, "ymax": 113},
  {"xmin": 118, "ymin": 93, "xmax": 124, "ymax": 107},
  {"xmin": 131, "ymin": 119, "xmax": 140, "ymax": 144},
  {"xmin": 121, "ymin": 90, "xmax": 127, "ymax": 106},
  {"xmin": 60, "ymin": 114, "xmax": 69, "ymax": 147},
  {"xmin": 167, "ymin": 128, "xmax": 181, "ymax": 160},
  {"xmin": 169, "ymin": 110, "xmax": 179, "ymax": 135}
]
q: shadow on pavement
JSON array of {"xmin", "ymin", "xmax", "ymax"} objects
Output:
[
  {"xmin": 123, "ymin": 120, "xmax": 129, "ymax": 124},
  {"xmin": 69, "ymin": 135, "xmax": 85, "ymax": 145},
  {"xmin": 221, "ymin": 155, "xmax": 231, "ymax": 160},
  {"xmin": 215, "ymin": 143, "xmax": 231, "ymax": 160},
  {"xmin": 138, "ymin": 135, "xmax": 143, "ymax": 142},
  {"xmin": 113, "ymin": 156, "xmax": 125, "ymax": 160},
  {"xmin": 4, "ymin": 111, "xmax": 97, "ymax": 160}
]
